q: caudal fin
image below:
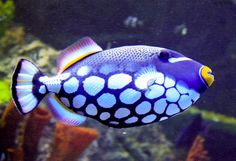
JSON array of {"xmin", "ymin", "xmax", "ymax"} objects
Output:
[{"xmin": 11, "ymin": 59, "xmax": 47, "ymax": 114}]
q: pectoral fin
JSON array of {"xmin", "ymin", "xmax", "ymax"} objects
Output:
[{"xmin": 47, "ymin": 94, "xmax": 86, "ymax": 126}]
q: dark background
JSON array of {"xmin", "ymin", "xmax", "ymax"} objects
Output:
[{"xmin": 14, "ymin": 0, "xmax": 236, "ymax": 117}]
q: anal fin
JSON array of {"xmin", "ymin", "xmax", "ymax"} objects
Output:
[{"xmin": 47, "ymin": 94, "xmax": 86, "ymax": 126}]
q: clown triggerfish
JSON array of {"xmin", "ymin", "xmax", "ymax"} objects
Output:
[{"xmin": 11, "ymin": 37, "xmax": 214, "ymax": 128}]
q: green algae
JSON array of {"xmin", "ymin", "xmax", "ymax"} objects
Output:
[
  {"xmin": 161, "ymin": 106, "xmax": 236, "ymax": 143},
  {"xmin": 188, "ymin": 107, "xmax": 236, "ymax": 135},
  {"xmin": 0, "ymin": 80, "xmax": 10, "ymax": 104},
  {"xmin": 0, "ymin": 0, "xmax": 15, "ymax": 37}
]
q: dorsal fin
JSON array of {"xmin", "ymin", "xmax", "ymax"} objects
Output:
[{"xmin": 57, "ymin": 37, "xmax": 103, "ymax": 73}]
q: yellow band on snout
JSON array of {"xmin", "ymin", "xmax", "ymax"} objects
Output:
[{"xmin": 201, "ymin": 66, "xmax": 214, "ymax": 87}]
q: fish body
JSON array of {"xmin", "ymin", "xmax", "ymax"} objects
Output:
[{"xmin": 11, "ymin": 37, "xmax": 214, "ymax": 128}]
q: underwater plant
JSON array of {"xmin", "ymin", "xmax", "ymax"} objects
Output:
[
  {"xmin": 0, "ymin": 101, "xmax": 24, "ymax": 149},
  {"xmin": 188, "ymin": 107, "xmax": 236, "ymax": 135},
  {"xmin": 0, "ymin": 148, "xmax": 24, "ymax": 161},
  {"xmin": 186, "ymin": 135, "xmax": 210, "ymax": 161},
  {"xmin": 0, "ymin": 100, "xmax": 99, "ymax": 161},
  {"xmin": 0, "ymin": 26, "xmax": 24, "ymax": 52},
  {"xmin": 23, "ymin": 107, "xmax": 52, "ymax": 161},
  {"xmin": 0, "ymin": 0, "xmax": 15, "ymax": 37},
  {"xmin": 48, "ymin": 124, "xmax": 99, "ymax": 161},
  {"xmin": 0, "ymin": 80, "xmax": 10, "ymax": 104}
]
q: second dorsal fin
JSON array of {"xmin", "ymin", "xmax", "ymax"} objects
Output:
[{"xmin": 57, "ymin": 37, "xmax": 103, "ymax": 73}]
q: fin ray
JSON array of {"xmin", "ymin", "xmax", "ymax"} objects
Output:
[
  {"xmin": 11, "ymin": 59, "xmax": 47, "ymax": 114},
  {"xmin": 47, "ymin": 94, "xmax": 86, "ymax": 126},
  {"xmin": 57, "ymin": 37, "xmax": 103, "ymax": 73}
]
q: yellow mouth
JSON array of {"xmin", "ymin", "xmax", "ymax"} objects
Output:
[{"xmin": 201, "ymin": 66, "xmax": 214, "ymax": 87}]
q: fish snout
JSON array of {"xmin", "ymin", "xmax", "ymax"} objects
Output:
[{"xmin": 200, "ymin": 66, "xmax": 214, "ymax": 87}]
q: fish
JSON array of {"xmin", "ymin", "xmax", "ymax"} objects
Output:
[{"xmin": 11, "ymin": 37, "xmax": 214, "ymax": 128}]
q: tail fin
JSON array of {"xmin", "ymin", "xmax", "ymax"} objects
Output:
[{"xmin": 11, "ymin": 59, "xmax": 47, "ymax": 114}]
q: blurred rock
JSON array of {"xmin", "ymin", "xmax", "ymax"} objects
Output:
[
  {"xmin": 0, "ymin": 26, "xmax": 24, "ymax": 53},
  {"xmin": 0, "ymin": 0, "xmax": 15, "ymax": 36},
  {"xmin": 0, "ymin": 26, "xmax": 58, "ymax": 79},
  {"xmin": 80, "ymin": 120, "xmax": 176, "ymax": 161},
  {"xmin": 124, "ymin": 16, "xmax": 144, "ymax": 29}
]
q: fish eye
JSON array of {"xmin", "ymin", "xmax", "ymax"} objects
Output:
[{"xmin": 158, "ymin": 50, "xmax": 171, "ymax": 60}]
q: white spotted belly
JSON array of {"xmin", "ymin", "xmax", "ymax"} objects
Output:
[{"xmin": 56, "ymin": 65, "xmax": 200, "ymax": 128}]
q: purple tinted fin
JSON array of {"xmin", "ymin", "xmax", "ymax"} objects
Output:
[
  {"xmin": 57, "ymin": 37, "xmax": 103, "ymax": 73},
  {"xmin": 11, "ymin": 59, "xmax": 47, "ymax": 114},
  {"xmin": 47, "ymin": 94, "xmax": 86, "ymax": 126}
]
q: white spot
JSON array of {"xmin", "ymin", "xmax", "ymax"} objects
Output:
[
  {"xmin": 39, "ymin": 85, "xmax": 46, "ymax": 94},
  {"xmin": 135, "ymin": 101, "xmax": 151, "ymax": 115},
  {"xmin": 47, "ymin": 84, "xmax": 61, "ymax": 93},
  {"xmin": 40, "ymin": 74, "xmax": 71, "ymax": 94},
  {"xmin": 154, "ymin": 98, "xmax": 167, "ymax": 114},
  {"xmin": 189, "ymin": 90, "xmax": 200, "ymax": 102},
  {"xmin": 85, "ymin": 104, "xmax": 98, "ymax": 116},
  {"xmin": 77, "ymin": 66, "xmax": 92, "ymax": 76},
  {"xmin": 39, "ymin": 73, "xmax": 70, "ymax": 84},
  {"xmin": 168, "ymin": 57, "xmax": 192, "ymax": 63},
  {"xmin": 135, "ymin": 66, "xmax": 164, "ymax": 89},
  {"xmin": 176, "ymin": 81, "xmax": 189, "ymax": 94},
  {"xmin": 164, "ymin": 76, "xmax": 176, "ymax": 88},
  {"xmin": 39, "ymin": 76, "xmax": 48, "ymax": 83},
  {"xmin": 142, "ymin": 114, "xmax": 157, "ymax": 123},
  {"xmin": 60, "ymin": 97, "xmax": 70, "ymax": 107},
  {"xmin": 108, "ymin": 73, "xmax": 132, "ymax": 89},
  {"xmin": 63, "ymin": 77, "xmax": 79, "ymax": 94},
  {"xmin": 38, "ymin": 76, "xmax": 60, "ymax": 93},
  {"xmin": 99, "ymin": 64, "xmax": 118, "ymax": 75},
  {"xmin": 119, "ymin": 88, "xmax": 141, "ymax": 104},
  {"xmin": 159, "ymin": 117, "xmax": 168, "ymax": 121},
  {"xmin": 166, "ymin": 104, "xmax": 180, "ymax": 115},
  {"xmin": 145, "ymin": 84, "xmax": 165, "ymax": 99},
  {"xmin": 97, "ymin": 93, "xmax": 116, "ymax": 108},
  {"xmin": 100, "ymin": 112, "xmax": 111, "ymax": 120},
  {"xmin": 155, "ymin": 73, "xmax": 165, "ymax": 84},
  {"xmin": 125, "ymin": 116, "xmax": 138, "ymax": 124},
  {"xmin": 73, "ymin": 95, "xmax": 86, "ymax": 109},
  {"xmin": 166, "ymin": 88, "xmax": 180, "ymax": 102},
  {"xmin": 59, "ymin": 73, "xmax": 71, "ymax": 80},
  {"xmin": 178, "ymin": 95, "xmax": 192, "ymax": 110},
  {"xmin": 147, "ymin": 78, "xmax": 156, "ymax": 87},
  {"xmin": 83, "ymin": 76, "xmax": 105, "ymax": 96},
  {"xmin": 110, "ymin": 121, "xmax": 119, "ymax": 125},
  {"xmin": 114, "ymin": 108, "xmax": 130, "ymax": 119}
]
